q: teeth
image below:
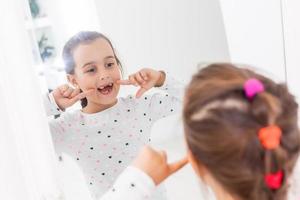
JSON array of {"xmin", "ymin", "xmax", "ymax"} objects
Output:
[{"xmin": 98, "ymin": 83, "xmax": 113, "ymax": 90}]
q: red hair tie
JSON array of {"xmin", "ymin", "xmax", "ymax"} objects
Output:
[
  {"xmin": 258, "ymin": 125, "xmax": 282, "ymax": 150},
  {"xmin": 265, "ymin": 170, "xmax": 284, "ymax": 189}
]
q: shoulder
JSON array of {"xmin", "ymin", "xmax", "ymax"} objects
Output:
[{"xmin": 51, "ymin": 109, "xmax": 81, "ymax": 126}]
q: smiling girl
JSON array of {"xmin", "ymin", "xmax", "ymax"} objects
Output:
[{"xmin": 43, "ymin": 31, "xmax": 183, "ymax": 199}]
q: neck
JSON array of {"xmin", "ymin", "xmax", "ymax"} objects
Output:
[
  {"xmin": 205, "ymin": 174, "xmax": 236, "ymax": 200},
  {"xmin": 215, "ymin": 188, "xmax": 235, "ymax": 200},
  {"xmin": 81, "ymin": 99, "xmax": 118, "ymax": 114}
]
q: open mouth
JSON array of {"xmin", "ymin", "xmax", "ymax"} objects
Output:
[{"xmin": 97, "ymin": 83, "xmax": 113, "ymax": 95}]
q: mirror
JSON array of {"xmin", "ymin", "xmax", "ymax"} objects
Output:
[{"xmin": 22, "ymin": 0, "xmax": 298, "ymax": 200}]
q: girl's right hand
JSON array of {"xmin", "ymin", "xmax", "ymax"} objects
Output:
[
  {"xmin": 52, "ymin": 84, "xmax": 94, "ymax": 110},
  {"xmin": 132, "ymin": 146, "xmax": 188, "ymax": 185}
]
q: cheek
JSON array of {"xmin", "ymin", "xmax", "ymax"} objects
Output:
[
  {"xmin": 113, "ymin": 68, "xmax": 121, "ymax": 80},
  {"xmin": 115, "ymin": 84, "xmax": 120, "ymax": 92},
  {"xmin": 77, "ymin": 77, "xmax": 95, "ymax": 90},
  {"xmin": 113, "ymin": 70, "xmax": 121, "ymax": 88}
]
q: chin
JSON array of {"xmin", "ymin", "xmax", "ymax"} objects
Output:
[
  {"xmin": 100, "ymin": 97, "xmax": 118, "ymax": 105},
  {"xmin": 93, "ymin": 84, "xmax": 118, "ymax": 101},
  {"xmin": 97, "ymin": 91, "xmax": 118, "ymax": 104}
]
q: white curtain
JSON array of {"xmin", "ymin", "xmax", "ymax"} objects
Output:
[{"xmin": 0, "ymin": 0, "xmax": 63, "ymax": 199}]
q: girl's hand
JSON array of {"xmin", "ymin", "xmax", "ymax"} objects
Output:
[
  {"xmin": 117, "ymin": 68, "xmax": 166, "ymax": 98},
  {"xmin": 132, "ymin": 146, "xmax": 188, "ymax": 185},
  {"xmin": 52, "ymin": 84, "xmax": 94, "ymax": 110}
]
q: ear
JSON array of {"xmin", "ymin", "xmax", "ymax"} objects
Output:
[{"xmin": 67, "ymin": 74, "xmax": 78, "ymax": 88}]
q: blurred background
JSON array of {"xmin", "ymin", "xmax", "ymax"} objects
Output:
[{"xmin": 22, "ymin": 0, "xmax": 300, "ymax": 98}]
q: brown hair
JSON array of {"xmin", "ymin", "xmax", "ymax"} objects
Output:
[
  {"xmin": 184, "ymin": 63, "xmax": 300, "ymax": 200},
  {"xmin": 62, "ymin": 31, "xmax": 122, "ymax": 108}
]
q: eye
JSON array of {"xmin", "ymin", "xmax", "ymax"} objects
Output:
[
  {"xmin": 106, "ymin": 62, "xmax": 115, "ymax": 68},
  {"xmin": 85, "ymin": 65, "xmax": 96, "ymax": 73}
]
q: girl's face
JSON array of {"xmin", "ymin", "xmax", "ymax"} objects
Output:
[{"xmin": 69, "ymin": 38, "xmax": 121, "ymax": 106}]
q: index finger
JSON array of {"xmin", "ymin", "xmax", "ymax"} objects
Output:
[
  {"xmin": 116, "ymin": 79, "xmax": 132, "ymax": 85},
  {"xmin": 168, "ymin": 156, "xmax": 188, "ymax": 175},
  {"xmin": 74, "ymin": 89, "xmax": 95, "ymax": 100}
]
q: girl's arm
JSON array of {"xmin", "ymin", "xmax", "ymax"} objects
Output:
[
  {"xmin": 100, "ymin": 166, "xmax": 155, "ymax": 200},
  {"xmin": 48, "ymin": 117, "xmax": 67, "ymax": 157},
  {"xmin": 100, "ymin": 146, "xmax": 187, "ymax": 200},
  {"xmin": 118, "ymin": 68, "xmax": 185, "ymax": 123},
  {"xmin": 43, "ymin": 85, "xmax": 83, "ymax": 156},
  {"xmin": 147, "ymin": 71, "xmax": 184, "ymax": 122},
  {"xmin": 43, "ymin": 92, "xmax": 64, "ymax": 116}
]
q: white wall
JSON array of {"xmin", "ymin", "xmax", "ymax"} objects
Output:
[
  {"xmin": 45, "ymin": 0, "xmax": 100, "ymax": 57},
  {"xmin": 219, "ymin": 0, "xmax": 286, "ymax": 81},
  {"xmin": 282, "ymin": 0, "xmax": 300, "ymax": 101},
  {"xmin": 94, "ymin": 0, "xmax": 230, "ymax": 83}
]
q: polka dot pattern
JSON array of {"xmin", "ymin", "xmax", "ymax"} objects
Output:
[{"xmin": 47, "ymin": 74, "xmax": 182, "ymax": 199}]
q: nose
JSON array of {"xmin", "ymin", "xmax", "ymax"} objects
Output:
[
  {"xmin": 100, "ymin": 76, "xmax": 109, "ymax": 81},
  {"xmin": 98, "ymin": 68, "xmax": 111, "ymax": 82},
  {"xmin": 98, "ymin": 69, "xmax": 109, "ymax": 81}
]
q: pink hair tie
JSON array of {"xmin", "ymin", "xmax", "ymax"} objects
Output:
[
  {"xmin": 265, "ymin": 170, "xmax": 284, "ymax": 190},
  {"xmin": 244, "ymin": 78, "xmax": 265, "ymax": 100}
]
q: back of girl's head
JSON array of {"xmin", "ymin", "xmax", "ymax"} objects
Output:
[
  {"xmin": 62, "ymin": 31, "xmax": 121, "ymax": 75},
  {"xmin": 184, "ymin": 63, "xmax": 300, "ymax": 200}
]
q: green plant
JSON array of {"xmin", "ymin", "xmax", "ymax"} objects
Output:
[
  {"xmin": 38, "ymin": 34, "xmax": 55, "ymax": 62},
  {"xmin": 29, "ymin": 0, "xmax": 40, "ymax": 18}
]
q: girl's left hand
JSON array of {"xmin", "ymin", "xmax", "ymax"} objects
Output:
[{"xmin": 117, "ymin": 68, "xmax": 165, "ymax": 98}]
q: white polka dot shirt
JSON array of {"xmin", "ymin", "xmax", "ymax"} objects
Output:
[
  {"xmin": 44, "ymin": 74, "xmax": 183, "ymax": 199},
  {"xmin": 100, "ymin": 166, "xmax": 156, "ymax": 200}
]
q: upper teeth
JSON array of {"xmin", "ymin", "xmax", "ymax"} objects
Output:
[{"xmin": 99, "ymin": 83, "xmax": 113, "ymax": 90}]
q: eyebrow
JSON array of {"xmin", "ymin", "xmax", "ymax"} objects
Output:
[
  {"xmin": 81, "ymin": 56, "xmax": 116, "ymax": 68},
  {"xmin": 104, "ymin": 55, "xmax": 115, "ymax": 60},
  {"xmin": 82, "ymin": 61, "xmax": 96, "ymax": 68}
]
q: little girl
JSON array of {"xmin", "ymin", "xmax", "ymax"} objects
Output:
[
  {"xmin": 43, "ymin": 31, "xmax": 183, "ymax": 199},
  {"xmin": 100, "ymin": 63, "xmax": 300, "ymax": 200}
]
